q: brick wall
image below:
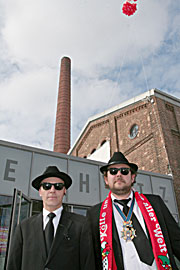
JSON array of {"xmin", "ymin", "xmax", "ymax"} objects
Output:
[
  {"xmin": 71, "ymin": 94, "xmax": 180, "ymax": 211},
  {"xmin": 156, "ymin": 98, "xmax": 180, "ymax": 211}
]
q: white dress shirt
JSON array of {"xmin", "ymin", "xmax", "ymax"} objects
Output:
[
  {"xmin": 43, "ymin": 206, "xmax": 63, "ymax": 236},
  {"xmin": 112, "ymin": 191, "xmax": 157, "ymax": 270}
]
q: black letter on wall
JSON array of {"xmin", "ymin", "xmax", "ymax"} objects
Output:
[
  {"xmin": 80, "ymin": 173, "xmax": 89, "ymax": 193},
  {"xmin": 4, "ymin": 159, "xmax": 18, "ymax": 182},
  {"xmin": 159, "ymin": 186, "xmax": 168, "ymax": 203},
  {"xmin": 136, "ymin": 183, "xmax": 144, "ymax": 193}
]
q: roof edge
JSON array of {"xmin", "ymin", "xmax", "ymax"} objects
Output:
[{"xmin": 69, "ymin": 88, "xmax": 180, "ymax": 154}]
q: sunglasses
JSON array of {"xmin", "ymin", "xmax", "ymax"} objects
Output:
[
  {"xmin": 107, "ymin": 168, "xmax": 131, "ymax": 175},
  {"xmin": 40, "ymin": 182, "xmax": 65, "ymax": 190}
]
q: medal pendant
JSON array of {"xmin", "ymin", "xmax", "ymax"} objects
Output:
[{"xmin": 121, "ymin": 220, "xmax": 136, "ymax": 242}]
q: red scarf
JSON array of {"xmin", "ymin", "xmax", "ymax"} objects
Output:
[{"xmin": 99, "ymin": 191, "xmax": 172, "ymax": 270}]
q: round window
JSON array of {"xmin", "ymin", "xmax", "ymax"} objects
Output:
[{"xmin": 129, "ymin": 124, "xmax": 139, "ymax": 139}]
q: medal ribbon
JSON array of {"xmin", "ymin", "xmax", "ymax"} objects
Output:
[
  {"xmin": 135, "ymin": 192, "xmax": 172, "ymax": 270},
  {"xmin": 113, "ymin": 195, "xmax": 135, "ymax": 221}
]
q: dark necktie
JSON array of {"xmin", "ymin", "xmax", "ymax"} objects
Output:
[
  {"xmin": 115, "ymin": 198, "xmax": 154, "ymax": 266},
  {"xmin": 45, "ymin": 212, "xmax": 56, "ymax": 254}
]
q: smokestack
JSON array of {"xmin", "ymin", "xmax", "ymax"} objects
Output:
[{"xmin": 54, "ymin": 57, "xmax": 71, "ymax": 153}]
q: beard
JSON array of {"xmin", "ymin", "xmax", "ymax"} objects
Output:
[{"xmin": 111, "ymin": 180, "xmax": 132, "ymax": 197}]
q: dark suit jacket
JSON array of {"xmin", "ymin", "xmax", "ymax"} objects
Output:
[
  {"xmin": 87, "ymin": 194, "xmax": 180, "ymax": 270},
  {"xmin": 6, "ymin": 210, "xmax": 95, "ymax": 270}
]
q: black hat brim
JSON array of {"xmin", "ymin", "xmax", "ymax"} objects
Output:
[
  {"xmin": 100, "ymin": 161, "xmax": 138, "ymax": 174},
  {"xmin": 32, "ymin": 171, "xmax": 72, "ymax": 190}
]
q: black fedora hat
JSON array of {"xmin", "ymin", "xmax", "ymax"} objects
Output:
[
  {"xmin": 100, "ymin": 152, "xmax": 138, "ymax": 174},
  {"xmin": 32, "ymin": 166, "xmax": 72, "ymax": 190}
]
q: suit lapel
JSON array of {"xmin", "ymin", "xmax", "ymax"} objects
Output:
[{"xmin": 33, "ymin": 213, "xmax": 47, "ymax": 261}]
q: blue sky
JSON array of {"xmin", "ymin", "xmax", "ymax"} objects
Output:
[{"xmin": 0, "ymin": 0, "xmax": 179, "ymax": 150}]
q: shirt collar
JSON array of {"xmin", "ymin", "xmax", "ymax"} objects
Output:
[
  {"xmin": 43, "ymin": 206, "xmax": 63, "ymax": 218},
  {"xmin": 111, "ymin": 190, "xmax": 133, "ymax": 205}
]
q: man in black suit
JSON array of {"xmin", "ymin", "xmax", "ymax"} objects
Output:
[
  {"xmin": 87, "ymin": 152, "xmax": 180, "ymax": 270},
  {"xmin": 7, "ymin": 166, "xmax": 95, "ymax": 270}
]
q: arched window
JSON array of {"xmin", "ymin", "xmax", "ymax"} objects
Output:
[
  {"xmin": 100, "ymin": 140, "xmax": 106, "ymax": 146},
  {"xmin": 128, "ymin": 124, "xmax": 139, "ymax": 139},
  {"xmin": 91, "ymin": 148, "xmax": 96, "ymax": 154}
]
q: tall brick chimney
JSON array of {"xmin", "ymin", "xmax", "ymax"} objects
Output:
[{"xmin": 54, "ymin": 57, "xmax": 71, "ymax": 153}]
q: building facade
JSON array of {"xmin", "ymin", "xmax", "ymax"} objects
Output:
[
  {"xmin": 0, "ymin": 139, "xmax": 179, "ymax": 269},
  {"xmin": 69, "ymin": 89, "xmax": 180, "ymax": 211}
]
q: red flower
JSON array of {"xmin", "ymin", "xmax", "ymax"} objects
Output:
[{"xmin": 122, "ymin": 2, "xmax": 137, "ymax": 16}]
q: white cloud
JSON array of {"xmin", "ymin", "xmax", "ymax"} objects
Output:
[
  {"xmin": 0, "ymin": 66, "xmax": 58, "ymax": 148},
  {"xmin": 1, "ymin": 0, "xmax": 171, "ymax": 70},
  {"xmin": 0, "ymin": 0, "xmax": 179, "ymax": 150}
]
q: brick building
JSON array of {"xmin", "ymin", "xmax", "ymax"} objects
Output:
[{"xmin": 69, "ymin": 89, "xmax": 180, "ymax": 211}]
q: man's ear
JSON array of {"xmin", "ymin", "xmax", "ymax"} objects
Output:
[
  {"xmin": 104, "ymin": 175, "xmax": 110, "ymax": 189},
  {"xmin": 131, "ymin": 174, "xmax": 136, "ymax": 184},
  {"xmin": 104, "ymin": 175, "xmax": 108, "ymax": 185},
  {"xmin": 39, "ymin": 188, "xmax": 42, "ymax": 197},
  {"xmin": 64, "ymin": 188, "xmax": 67, "ymax": 195}
]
